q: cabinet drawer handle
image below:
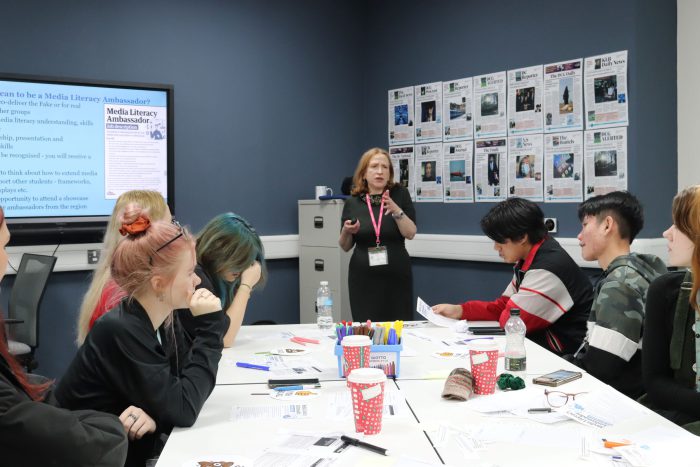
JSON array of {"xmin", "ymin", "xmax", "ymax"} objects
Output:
[
  {"xmin": 314, "ymin": 259, "xmax": 324, "ymax": 271},
  {"xmin": 313, "ymin": 216, "xmax": 324, "ymax": 229}
]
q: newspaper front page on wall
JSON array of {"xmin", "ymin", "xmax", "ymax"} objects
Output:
[
  {"xmin": 544, "ymin": 132, "xmax": 583, "ymax": 203},
  {"xmin": 389, "ymin": 145, "xmax": 415, "ymax": 201},
  {"xmin": 584, "ymin": 127, "xmax": 627, "ymax": 199},
  {"xmin": 442, "ymin": 77, "xmax": 474, "ymax": 142},
  {"xmin": 474, "ymin": 138, "xmax": 507, "ymax": 202},
  {"xmin": 508, "ymin": 134, "xmax": 544, "ymax": 202},
  {"xmin": 414, "ymin": 82, "xmax": 443, "ymax": 143},
  {"xmin": 388, "ymin": 87, "xmax": 415, "ymax": 146},
  {"xmin": 584, "ymin": 50, "xmax": 629, "ymax": 129},
  {"xmin": 415, "ymin": 143, "xmax": 443, "ymax": 202},
  {"xmin": 443, "ymin": 141, "xmax": 474, "ymax": 203},
  {"xmin": 507, "ymin": 65, "xmax": 544, "ymax": 136},
  {"xmin": 474, "ymin": 72, "xmax": 507, "ymax": 139},
  {"xmin": 543, "ymin": 59, "xmax": 583, "ymax": 134}
]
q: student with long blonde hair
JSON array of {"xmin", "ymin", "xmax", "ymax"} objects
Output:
[{"xmin": 76, "ymin": 190, "xmax": 170, "ymax": 345}]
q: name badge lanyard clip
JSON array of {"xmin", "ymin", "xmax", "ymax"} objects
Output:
[{"xmin": 366, "ymin": 194, "xmax": 388, "ymax": 266}]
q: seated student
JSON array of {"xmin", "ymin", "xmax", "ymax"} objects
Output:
[
  {"xmin": 182, "ymin": 212, "xmax": 267, "ymax": 347},
  {"xmin": 76, "ymin": 190, "xmax": 171, "ymax": 345},
  {"xmin": 0, "ymin": 206, "xmax": 128, "ymax": 467},
  {"xmin": 643, "ymin": 186, "xmax": 700, "ymax": 434},
  {"xmin": 56, "ymin": 205, "xmax": 228, "ymax": 466},
  {"xmin": 569, "ymin": 191, "xmax": 666, "ymax": 398},
  {"xmin": 433, "ymin": 197, "xmax": 593, "ymax": 355}
]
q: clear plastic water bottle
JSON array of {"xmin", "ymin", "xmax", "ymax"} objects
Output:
[
  {"xmin": 316, "ymin": 281, "xmax": 333, "ymax": 329},
  {"xmin": 504, "ymin": 308, "xmax": 527, "ymax": 378}
]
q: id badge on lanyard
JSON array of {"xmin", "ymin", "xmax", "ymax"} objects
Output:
[{"xmin": 366, "ymin": 194, "xmax": 389, "ymax": 267}]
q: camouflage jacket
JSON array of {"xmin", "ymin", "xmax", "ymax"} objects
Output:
[{"xmin": 577, "ymin": 253, "xmax": 667, "ymax": 398}]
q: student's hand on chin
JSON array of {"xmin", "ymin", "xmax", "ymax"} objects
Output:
[{"xmin": 189, "ymin": 288, "xmax": 222, "ymax": 316}]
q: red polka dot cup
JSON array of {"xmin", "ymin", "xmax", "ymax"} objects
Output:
[
  {"xmin": 341, "ymin": 335, "xmax": 372, "ymax": 378},
  {"xmin": 347, "ymin": 367, "xmax": 386, "ymax": 435},
  {"xmin": 469, "ymin": 340, "xmax": 499, "ymax": 395}
]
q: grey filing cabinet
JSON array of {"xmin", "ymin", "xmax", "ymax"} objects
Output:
[{"xmin": 298, "ymin": 199, "xmax": 352, "ymax": 324}]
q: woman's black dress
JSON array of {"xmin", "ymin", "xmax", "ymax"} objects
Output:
[{"xmin": 341, "ymin": 185, "xmax": 416, "ymax": 322}]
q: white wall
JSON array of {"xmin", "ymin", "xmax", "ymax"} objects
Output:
[{"xmin": 678, "ymin": 0, "xmax": 700, "ymax": 190}]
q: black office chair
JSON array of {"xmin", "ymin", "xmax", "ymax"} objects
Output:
[{"xmin": 7, "ymin": 253, "xmax": 57, "ymax": 372}]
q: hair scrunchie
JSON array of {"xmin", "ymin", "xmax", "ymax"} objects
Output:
[{"xmin": 119, "ymin": 216, "xmax": 151, "ymax": 236}]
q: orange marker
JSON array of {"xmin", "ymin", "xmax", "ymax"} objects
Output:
[{"xmin": 602, "ymin": 439, "xmax": 632, "ymax": 449}]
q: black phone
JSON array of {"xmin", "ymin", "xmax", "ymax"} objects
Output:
[
  {"xmin": 268, "ymin": 378, "xmax": 320, "ymax": 389},
  {"xmin": 468, "ymin": 326, "xmax": 505, "ymax": 335}
]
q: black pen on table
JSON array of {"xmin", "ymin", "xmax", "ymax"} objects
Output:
[
  {"xmin": 340, "ymin": 435, "xmax": 391, "ymax": 456},
  {"xmin": 527, "ymin": 407, "xmax": 552, "ymax": 413}
]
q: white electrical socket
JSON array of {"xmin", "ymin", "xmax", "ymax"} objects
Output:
[{"xmin": 544, "ymin": 218, "xmax": 558, "ymax": 233}]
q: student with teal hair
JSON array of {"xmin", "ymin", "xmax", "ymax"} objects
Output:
[{"xmin": 179, "ymin": 213, "xmax": 267, "ymax": 348}]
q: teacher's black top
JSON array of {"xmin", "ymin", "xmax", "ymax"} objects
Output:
[{"xmin": 341, "ymin": 185, "xmax": 416, "ymax": 322}]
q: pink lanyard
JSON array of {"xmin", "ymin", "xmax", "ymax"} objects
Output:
[{"xmin": 366, "ymin": 194, "xmax": 384, "ymax": 246}]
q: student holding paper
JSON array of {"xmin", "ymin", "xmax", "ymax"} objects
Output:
[
  {"xmin": 433, "ymin": 198, "xmax": 593, "ymax": 355},
  {"xmin": 643, "ymin": 186, "xmax": 700, "ymax": 434},
  {"xmin": 569, "ymin": 191, "xmax": 666, "ymax": 398}
]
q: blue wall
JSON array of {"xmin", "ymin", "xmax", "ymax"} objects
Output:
[
  {"xmin": 0, "ymin": 0, "xmax": 366, "ymax": 378},
  {"xmin": 362, "ymin": 0, "xmax": 677, "ymax": 316},
  {"xmin": 0, "ymin": 0, "xmax": 677, "ymax": 379}
]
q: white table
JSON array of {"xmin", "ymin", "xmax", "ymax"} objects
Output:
[{"xmin": 159, "ymin": 323, "xmax": 700, "ymax": 467}]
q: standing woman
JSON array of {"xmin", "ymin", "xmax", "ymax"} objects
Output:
[
  {"xmin": 56, "ymin": 205, "xmax": 228, "ymax": 466},
  {"xmin": 0, "ymin": 205, "xmax": 128, "ymax": 466},
  {"xmin": 643, "ymin": 186, "xmax": 700, "ymax": 434},
  {"xmin": 339, "ymin": 148, "xmax": 417, "ymax": 322}
]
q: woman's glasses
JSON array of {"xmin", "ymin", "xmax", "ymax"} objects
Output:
[
  {"xmin": 154, "ymin": 219, "xmax": 187, "ymax": 253},
  {"xmin": 544, "ymin": 389, "xmax": 587, "ymax": 408}
]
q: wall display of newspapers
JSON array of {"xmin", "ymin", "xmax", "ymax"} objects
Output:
[
  {"xmin": 473, "ymin": 71, "xmax": 507, "ymax": 139},
  {"xmin": 584, "ymin": 50, "xmax": 628, "ymax": 129},
  {"xmin": 443, "ymin": 141, "xmax": 474, "ymax": 203},
  {"xmin": 414, "ymin": 143, "xmax": 443, "ymax": 202},
  {"xmin": 388, "ymin": 87, "xmax": 415, "ymax": 146},
  {"xmin": 414, "ymin": 82, "xmax": 443, "ymax": 143},
  {"xmin": 507, "ymin": 65, "xmax": 544, "ymax": 136},
  {"xmin": 543, "ymin": 58, "xmax": 584, "ymax": 134},
  {"xmin": 543, "ymin": 131, "xmax": 584, "ymax": 203},
  {"xmin": 474, "ymin": 138, "xmax": 507, "ymax": 202},
  {"xmin": 385, "ymin": 49, "xmax": 629, "ymax": 204},
  {"xmin": 508, "ymin": 134, "xmax": 544, "ymax": 202},
  {"xmin": 442, "ymin": 77, "xmax": 474, "ymax": 142},
  {"xmin": 583, "ymin": 127, "xmax": 628, "ymax": 199},
  {"xmin": 389, "ymin": 145, "xmax": 416, "ymax": 201}
]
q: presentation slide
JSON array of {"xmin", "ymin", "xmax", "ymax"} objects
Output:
[{"xmin": 0, "ymin": 79, "xmax": 168, "ymax": 218}]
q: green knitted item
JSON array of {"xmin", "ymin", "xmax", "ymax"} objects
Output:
[{"xmin": 497, "ymin": 373, "xmax": 525, "ymax": 390}]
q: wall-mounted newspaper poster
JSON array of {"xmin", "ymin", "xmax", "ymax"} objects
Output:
[
  {"xmin": 543, "ymin": 58, "xmax": 583, "ymax": 133},
  {"xmin": 388, "ymin": 87, "xmax": 415, "ymax": 146},
  {"xmin": 584, "ymin": 127, "xmax": 628, "ymax": 199},
  {"xmin": 414, "ymin": 82, "xmax": 443, "ymax": 144},
  {"xmin": 389, "ymin": 145, "xmax": 415, "ymax": 201},
  {"xmin": 544, "ymin": 132, "xmax": 584, "ymax": 203},
  {"xmin": 474, "ymin": 137, "xmax": 507, "ymax": 202},
  {"xmin": 443, "ymin": 141, "xmax": 474, "ymax": 203},
  {"xmin": 508, "ymin": 134, "xmax": 543, "ymax": 202},
  {"xmin": 415, "ymin": 143, "xmax": 443, "ymax": 202},
  {"xmin": 584, "ymin": 50, "xmax": 629, "ymax": 129},
  {"xmin": 507, "ymin": 65, "xmax": 544, "ymax": 135},
  {"xmin": 474, "ymin": 71, "xmax": 507, "ymax": 139},
  {"xmin": 442, "ymin": 77, "xmax": 474, "ymax": 142}
]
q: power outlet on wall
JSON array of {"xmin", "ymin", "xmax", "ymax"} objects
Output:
[
  {"xmin": 87, "ymin": 249, "xmax": 101, "ymax": 264},
  {"xmin": 544, "ymin": 218, "xmax": 558, "ymax": 234}
]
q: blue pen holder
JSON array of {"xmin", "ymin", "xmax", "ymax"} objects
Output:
[{"xmin": 334, "ymin": 343, "xmax": 402, "ymax": 378}]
